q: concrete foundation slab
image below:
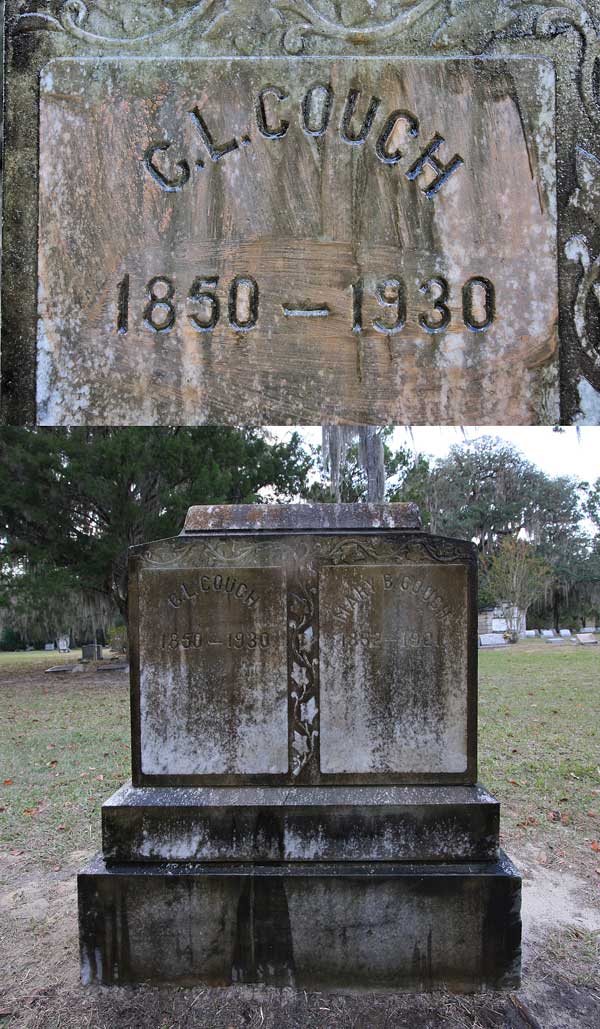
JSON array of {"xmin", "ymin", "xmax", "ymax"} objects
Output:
[
  {"xmin": 78, "ymin": 853, "xmax": 521, "ymax": 992},
  {"xmin": 102, "ymin": 783, "xmax": 500, "ymax": 864}
]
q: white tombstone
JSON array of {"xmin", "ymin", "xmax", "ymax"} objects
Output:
[
  {"xmin": 57, "ymin": 635, "xmax": 70, "ymax": 653},
  {"xmin": 559, "ymin": 629, "xmax": 572, "ymax": 638},
  {"xmin": 576, "ymin": 634, "xmax": 599, "ymax": 646},
  {"xmin": 480, "ymin": 633, "xmax": 508, "ymax": 648}
]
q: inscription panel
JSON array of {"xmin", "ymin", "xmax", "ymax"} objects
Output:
[
  {"xmin": 319, "ymin": 564, "xmax": 469, "ymax": 775},
  {"xmin": 37, "ymin": 56, "xmax": 557, "ymax": 425},
  {"xmin": 138, "ymin": 567, "xmax": 288, "ymax": 776}
]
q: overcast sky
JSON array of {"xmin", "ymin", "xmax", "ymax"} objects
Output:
[{"xmin": 271, "ymin": 427, "xmax": 600, "ymax": 484}]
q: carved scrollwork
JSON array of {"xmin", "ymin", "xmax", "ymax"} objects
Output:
[
  {"xmin": 529, "ymin": 1, "xmax": 600, "ymax": 128},
  {"xmin": 317, "ymin": 534, "xmax": 471, "ymax": 565},
  {"xmin": 566, "ymin": 234, "xmax": 600, "ymax": 387},
  {"xmin": 288, "ymin": 581, "xmax": 319, "ymax": 777},
  {"xmin": 141, "ymin": 539, "xmax": 283, "ymax": 568},
  {"xmin": 275, "ymin": 0, "xmax": 443, "ymax": 52},
  {"xmin": 16, "ymin": 0, "xmax": 229, "ymax": 48}
]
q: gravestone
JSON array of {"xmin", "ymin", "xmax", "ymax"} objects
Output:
[
  {"xmin": 541, "ymin": 629, "xmax": 556, "ymax": 638},
  {"xmin": 524, "ymin": 630, "xmax": 539, "ymax": 638},
  {"xmin": 559, "ymin": 629, "xmax": 572, "ymax": 638},
  {"xmin": 576, "ymin": 634, "xmax": 599, "ymax": 646},
  {"xmin": 81, "ymin": 643, "xmax": 103, "ymax": 661},
  {"xmin": 78, "ymin": 503, "xmax": 521, "ymax": 991},
  {"xmin": 479, "ymin": 633, "xmax": 508, "ymax": 648},
  {"xmin": 3, "ymin": 0, "xmax": 600, "ymax": 426}
]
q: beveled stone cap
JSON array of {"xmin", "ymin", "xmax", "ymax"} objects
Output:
[{"xmin": 182, "ymin": 503, "xmax": 422, "ymax": 534}]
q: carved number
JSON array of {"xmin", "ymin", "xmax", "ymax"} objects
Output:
[
  {"xmin": 144, "ymin": 277, "xmax": 176, "ymax": 334},
  {"xmin": 373, "ymin": 278, "xmax": 407, "ymax": 336},
  {"xmin": 119, "ymin": 275, "xmax": 495, "ymax": 336},
  {"xmin": 351, "ymin": 276, "xmax": 495, "ymax": 335},
  {"xmin": 419, "ymin": 277, "xmax": 451, "ymax": 334},
  {"xmin": 161, "ymin": 631, "xmax": 270, "ymax": 650},
  {"xmin": 117, "ymin": 276, "xmax": 260, "ymax": 335}
]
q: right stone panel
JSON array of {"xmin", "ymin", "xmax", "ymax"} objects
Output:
[{"xmin": 319, "ymin": 563, "xmax": 469, "ymax": 775}]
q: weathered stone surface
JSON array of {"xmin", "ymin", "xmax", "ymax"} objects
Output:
[
  {"xmin": 35, "ymin": 55, "xmax": 557, "ymax": 426},
  {"xmin": 182, "ymin": 503, "xmax": 422, "ymax": 534},
  {"xmin": 319, "ymin": 562, "xmax": 469, "ymax": 774},
  {"xmin": 102, "ymin": 783, "xmax": 500, "ymax": 864},
  {"xmin": 138, "ymin": 565, "xmax": 288, "ymax": 776},
  {"xmin": 129, "ymin": 511, "xmax": 477, "ymax": 786},
  {"xmin": 5, "ymin": 0, "xmax": 600, "ymax": 425},
  {"xmin": 78, "ymin": 852, "xmax": 522, "ymax": 991}
]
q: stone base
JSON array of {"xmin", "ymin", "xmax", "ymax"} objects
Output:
[
  {"xmin": 102, "ymin": 784, "xmax": 499, "ymax": 864},
  {"xmin": 78, "ymin": 854, "xmax": 521, "ymax": 992}
]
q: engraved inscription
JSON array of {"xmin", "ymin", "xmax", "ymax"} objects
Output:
[
  {"xmin": 160, "ymin": 630, "xmax": 271, "ymax": 650},
  {"xmin": 138, "ymin": 567, "xmax": 288, "ymax": 776},
  {"xmin": 37, "ymin": 57, "xmax": 558, "ymax": 425},
  {"xmin": 142, "ymin": 87, "xmax": 463, "ymax": 198},
  {"xmin": 319, "ymin": 564, "xmax": 469, "ymax": 776},
  {"xmin": 115, "ymin": 272, "xmax": 495, "ymax": 337},
  {"xmin": 166, "ymin": 574, "xmax": 259, "ymax": 608}
]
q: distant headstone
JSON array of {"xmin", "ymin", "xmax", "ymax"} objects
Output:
[
  {"xmin": 524, "ymin": 630, "xmax": 538, "ymax": 638},
  {"xmin": 576, "ymin": 634, "xmax": 599, "ymax": 646},
  {"xmin": 57, "ymin": 635, "xmax": 70, "ymax": 652},
  {"xmin": 559, "ymin": 629, "xmax": 572, "ymax": 638},
  {"xmin": 81, "ymin": 644, "xmax": 103, "ymax": 661},
  {"xmin": 480, "ymin": 634, "xmax": 508, "ymax": 648},
  {"xmin": 44, "ymin": 642, "xmax": 55, "ymax": 651},
  {"xmin": 79, "ymin": 503, "xmax": 521, "ymax": 991},
  {"xmin": 541, "ymin": 629, "xmax": 556, "ymax": 638}
]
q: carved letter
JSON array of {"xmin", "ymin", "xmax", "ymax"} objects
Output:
[
  {"xmin": 302, "ymin": 84, "xmax": 334, "ymax": 137},
  {"xmin": 189, "ymin": 108, "xmax": 239, "ymax": 162},
  {"xmin": 143, "ymin": 143, "xmax": 190, "ymax": 192},
  {"xmin": 405, "ymin": 134, "xmax": 464, "ymax": 197},
  {"xmin": 341, "ymin": 89, "xmax": 381, "ymax": 146},
  {"xmin": 256, "ymin": 86, "xmax": 290, "ymax": 139},
  {"xmin": 375, "ymin": 109, "xmax": 419, "ymax": 165}
]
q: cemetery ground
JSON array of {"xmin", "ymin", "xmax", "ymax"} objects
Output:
[{"xmin": 1, "ymin": 644, "xmax": 599, "ymax": 1029}]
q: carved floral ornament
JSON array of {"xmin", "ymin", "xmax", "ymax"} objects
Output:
[{"xmin": 15, "ymin": 0, "xmax": 600, "ymax": 400}]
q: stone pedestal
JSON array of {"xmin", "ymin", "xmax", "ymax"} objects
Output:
[{"xmin": 78, "ymin": 503, "xmax": 521, "ymax": 991}]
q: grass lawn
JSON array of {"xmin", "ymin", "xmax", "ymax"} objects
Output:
[
  {"xmin": 0, "ymin": 640, "xmax": 599, "ymax": 1027},
  {"xmin": 0, "ymin": 649, "xmax": 82, "ymax": 667},
  {"xmin": 479, "ymin": 642, "xmax": 600, "ymax": 870}
]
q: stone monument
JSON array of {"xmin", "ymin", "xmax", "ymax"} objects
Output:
[
  {"xmin": 3, "ymin": 0, "xmax": 600, "ymax": 425},
  {"xmin": 78, "ymin": 503, "xmax": 521, "ymax": 991}
]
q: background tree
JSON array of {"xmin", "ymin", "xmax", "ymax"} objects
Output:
[
  {"xmin": 421, "ymin": 436, "xmax": 593, "ymax": 626},
  {"xmin": 0, "ymin": 428, "xmax": 311, "ymax": 637},
  {"xmin": 486, "ymin": 539, "xmax": 552, "ymax": 640},
  {"xmin": 309, "ymin": 427, "xmax": 430, "ymax": 514}
]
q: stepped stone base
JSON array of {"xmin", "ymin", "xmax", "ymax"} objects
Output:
[
  {"xmin": 102, "ymin": 784, "xmax": 500, "ymax": 864},
  {"xmin": 78, "ymin": 854, "xmax": 521, "ymax": 992}
]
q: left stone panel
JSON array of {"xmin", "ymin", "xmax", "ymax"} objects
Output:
[{"xmin": 137, "ymin": 566, "xmax": 288, "ymax": 776}]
